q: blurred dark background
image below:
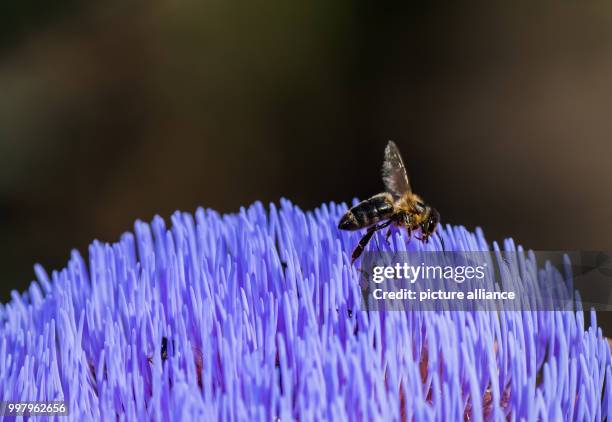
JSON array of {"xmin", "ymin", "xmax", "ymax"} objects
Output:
[{"xmin": 2, "ymin": 1, "xmax": 612, "ymax": 321}]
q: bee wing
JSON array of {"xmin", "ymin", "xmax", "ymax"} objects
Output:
[{"xmin": 382, "ymin": 141, "xmax": 411, "ymax": 197}]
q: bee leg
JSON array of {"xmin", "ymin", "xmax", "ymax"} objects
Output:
[
  {"xmin": 351, "ymin": 226, "xmax": 378, "ymax": 264},
  {"xmin": 436, "ymin": 232, "xmax": 446, "ymax": 252},
  {"xmin": 351, "ymin": 220, "xmax": 393, "ymax": 264},
  {"xmin": 385, "ymin": 228, "xmax": 393, "ymax": 244},
  {"xmin": 373, "ymin": 236, "xmax": 381, "ymax": 253},
  {"xmin": 416, "ymin": 235, "xmax": 429, "ymax": 243}
]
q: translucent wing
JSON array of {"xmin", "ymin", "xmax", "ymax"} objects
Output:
[{"xmin": 382, "ymin": 141, "xmax": 411, "ymax": 197}]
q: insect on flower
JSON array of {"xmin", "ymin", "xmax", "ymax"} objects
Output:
[
  {"xmin": 147, "ymin": 337, "xmax": 171, "ymax": 363},
  {"xmin": 338, "ymin": 141, "xmax": 442, "ymax": 263}
]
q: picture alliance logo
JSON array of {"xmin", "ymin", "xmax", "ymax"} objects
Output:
[{"xmin": 371, "ymin": 262, "xmax": 487, "ymax": 284}]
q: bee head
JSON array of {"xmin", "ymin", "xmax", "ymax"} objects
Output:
[{"xmin": 421, "ymin": 207, "xmax": 440, "ymax": 237}]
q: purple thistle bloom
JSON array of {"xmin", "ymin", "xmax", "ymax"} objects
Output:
[{"xmin": 1, "ymin": 199, "xmax": 611, "ymax": 420}]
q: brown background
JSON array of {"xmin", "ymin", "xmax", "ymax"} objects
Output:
[{"xmin": 2, "ymin": 2, "xmax": 612, "ymax": 332}]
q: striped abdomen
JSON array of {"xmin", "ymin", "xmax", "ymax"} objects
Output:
[{"xmin": 338, "ymin": 192, "xmax": 395, "ymax": 231}]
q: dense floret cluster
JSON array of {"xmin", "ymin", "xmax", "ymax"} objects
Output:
[{"xmin": 1, "ymin": 200, "xmax": 611, "ymax": 420}]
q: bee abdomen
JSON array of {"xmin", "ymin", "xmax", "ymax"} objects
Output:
[{"xmin": 338, "ymin": 193, "xmax": 394, "ymax": 230}]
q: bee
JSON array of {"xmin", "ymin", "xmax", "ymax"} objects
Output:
[{"xmin": 338, "ymin": 141, "xmax": 442, "ymax": 263}]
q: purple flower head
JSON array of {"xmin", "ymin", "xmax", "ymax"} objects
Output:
[{"xmin": 1, "ymin": 200, "xmax": 611, "ymax": 420}]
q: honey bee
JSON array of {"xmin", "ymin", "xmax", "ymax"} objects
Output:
[{"xmin": 338, "ymin": 141, "xmax": 441, "ymax": 263}]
